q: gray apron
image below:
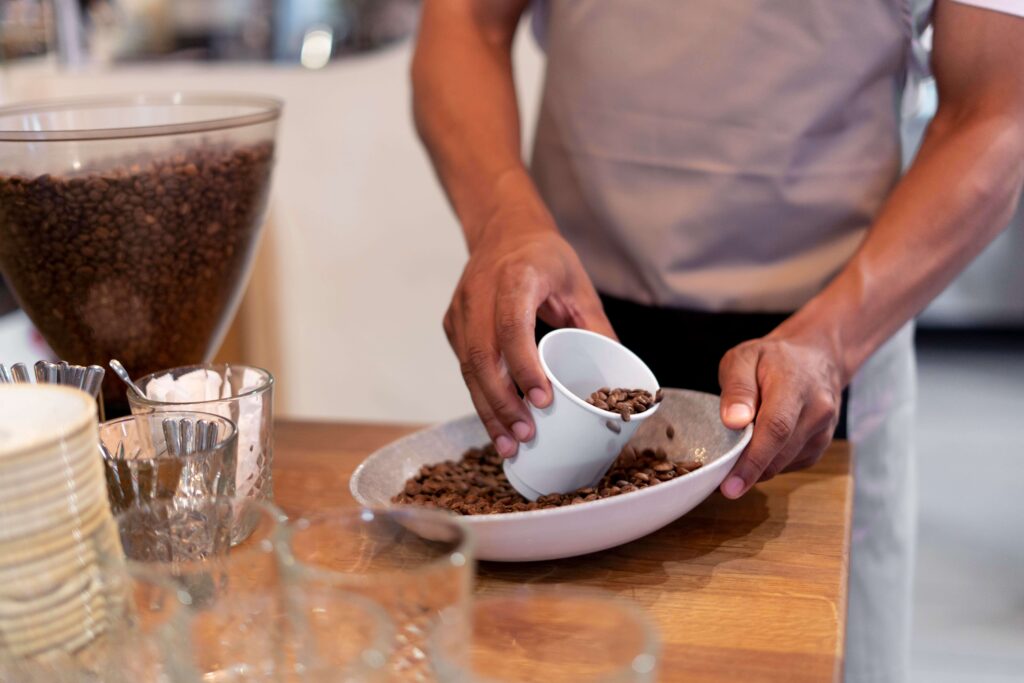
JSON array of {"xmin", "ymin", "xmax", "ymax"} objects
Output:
[{"xmin": 531, "ymin": 2, "xmax": 925, "ymax": 680}]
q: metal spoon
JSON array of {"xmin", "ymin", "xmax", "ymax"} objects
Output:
[
  {"xmin": 161, "ymin": 417, "xmax": 220, "ymax": 456},
  {"xmin": 109, "ymin": 359, "xmax": 145, "ymax": 398},
  {"xmin": 10, "ymin": 363, "xmax": 31, "ymax": 383},
  {"xmin": 81, "ymin": 366, "xmax": 105, "ymax": 398}
]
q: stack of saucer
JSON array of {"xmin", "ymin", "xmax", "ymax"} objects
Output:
[{"xmin": 0, "ymin": 384, "xmax": 125, "ymax": 663}]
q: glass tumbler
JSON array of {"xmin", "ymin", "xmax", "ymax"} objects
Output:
[
  {"xmin": 185, "ymin": 582, "xmax": 393, "ymax": 683},
  {"xmin": 0, "ymin": 563, "xmax": 196, "ymax": 683},
  {"xmin": 98, "ymin": 411, "xmax": 238, "ymax": 516},
  {"xmin": 431, "ymin": 587, "xmax": 660, "ymax": 683},
  {"xmin": 116, "ymin": 496, "xmax": 288, "ymax": 680},
  {"xmin": 279, "ymin": 507, "xmax": 473, "ymax": 682},
  {"xmin": 127, "ymin": 363, "xmax": 274, "ymax": 521}
]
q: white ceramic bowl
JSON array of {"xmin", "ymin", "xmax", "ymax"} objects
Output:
[{"xmin": 351, "ymin": 388, "xmax": 752, "ymax": 562}]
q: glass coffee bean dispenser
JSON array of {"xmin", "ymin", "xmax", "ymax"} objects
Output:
[{"xmin": 0, "ymin": 94, "xmax": 281, "ymax": 411}]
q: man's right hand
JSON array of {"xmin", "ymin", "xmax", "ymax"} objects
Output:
[{"xmin": 444, "ymin": 203, "xmax": 616, "ymax": 458}]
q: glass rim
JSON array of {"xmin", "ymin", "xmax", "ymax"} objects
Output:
[
  {"xmin": 99, "ymin": 410, "xmax": 239, "ymax": 459},
  {"xmin": 430, "ymin": 585, "xmax": 660, "ymax": 683},
  {"xmin": 127, "ymin": 363, "xmax": 274, "ymax": 407},
  {"xmin": 0, "ymin": 92, "xmax": 283, "ymax": 142},
  {"xmin": 277, "ymin": 506, "xmax": 474, "ymax": 584},
  {"xmin": 117, "ymin": 496, "xmax": 287, "ymax": 576}
]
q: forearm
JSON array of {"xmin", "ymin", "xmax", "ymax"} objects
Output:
[
  {"xmin": 781, "ymin": 106, "xmax": 1024, "ymax": 382},
  {"xmin": 412, "ymin": 0, "xmax": 551, "ymax": 250}
]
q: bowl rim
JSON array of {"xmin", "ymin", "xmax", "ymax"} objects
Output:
[
  {"xmin": 349, "ymin": 388, "xmax": 753, "ymax": 524},
  {"xmin": 0, "ymin": 92, "xmax": 283, "ymax": 142}
]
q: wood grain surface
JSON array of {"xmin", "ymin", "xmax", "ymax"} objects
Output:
[{"xmin": 273, "ymin": 420, "xmax": 853, "ymax": 683}]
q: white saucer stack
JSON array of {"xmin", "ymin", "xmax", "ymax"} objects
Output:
[{"xmin": 0, "ymin": 384, "xmax": 125, "ymax": 663}]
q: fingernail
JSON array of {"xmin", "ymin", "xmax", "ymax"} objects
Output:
[
  {"xmin": 528, "ymin": 388, "xmax": 549, "ymax": 407},
  {"xmin": 726, "ymin": 404, "xmax": 754, "ymax": 424},
  {"xmin": 494, "ymin": 436, "xmax": 516, "ymax": 457},
  {"xmin": 511, "ymin": 421, "xmax": 532, "ymax": 442},
  {"xmin": 722, "ymin": 476, "xmax": 745, "ymax": 499}
]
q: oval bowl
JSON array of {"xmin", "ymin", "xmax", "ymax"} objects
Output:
[{"xmin": 350, "ymin": 388, "xmax": 752, "ymax": 562}]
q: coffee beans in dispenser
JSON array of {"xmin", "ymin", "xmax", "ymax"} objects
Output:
[{"xmin": 0, "ymin": 94, "xmax": 281, "ymax": 413}]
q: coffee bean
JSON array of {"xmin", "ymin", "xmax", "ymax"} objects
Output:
[
  {"xmin": 585, "ymin": 387, "xmax": 657, "ymax": 421},
  {"xmin": 0, "ymin": 141, "xmax": 275, "ymax": 403},
  {"xmin": 391, "ymin": 425, "xmax": 691, "ymax": 515}
]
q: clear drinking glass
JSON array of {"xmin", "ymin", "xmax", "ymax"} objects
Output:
[
  {"xmin": 0, "ymin": 563, "xmax": 197, "ymax": 683},
  {"xmin": 279, "ymin": 507, "xmax": 473, "ymax": 682},
  {"xmin": 186, "ymin": 581, "xmax": 393, "ymax": 683},
  {"xmin": 431, "ymin": 587, "xmax": 660, "ymax": 683},
  {"xmin": 116, "ymin": 496, "xmax": 289, "ymax": 680},
  {"xmin": 127, "ymin": 363, "xmax": 275, "ymax": 521},
  {"xmin": 98, "ymin": 411, "xmax": 238, "ymax": 516}
]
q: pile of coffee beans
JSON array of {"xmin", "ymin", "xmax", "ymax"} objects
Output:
[
  {"xmin": 0, "ymin": 141, "xmax": 274, "ymax": 401},
  {"xmin": 586, "ymin": 387, "xmax": 663, "ymax": 421},
  {"xmin": 392, "ymin": 439, "xmax": 704, "ymax": 515}
]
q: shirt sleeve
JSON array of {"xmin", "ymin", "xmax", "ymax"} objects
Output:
[{"xmin": 950, "ymin": 0, "xmax": 1024, "ymax": 17}]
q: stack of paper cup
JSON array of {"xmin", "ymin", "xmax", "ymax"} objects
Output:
[{"xmin": 0, "ymin": 384, "xmax": 125, "ymax": 664}]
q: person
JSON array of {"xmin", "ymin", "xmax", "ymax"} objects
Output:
[{"xmin": 411, "ymin": 1, "xmax": 1024, "ymax": 680}]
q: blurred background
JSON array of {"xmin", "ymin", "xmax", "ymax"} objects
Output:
[{"xmin": 0, "ymin": 2, "xmax": 1021, "ymax": 680}]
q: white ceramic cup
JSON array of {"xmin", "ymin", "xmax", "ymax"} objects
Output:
[{"xmin": 503, "ymin": 329, "xmax": 661, "ymax": 500}]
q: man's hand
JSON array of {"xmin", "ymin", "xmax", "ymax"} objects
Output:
[
  {"xmin": 717, "ymin": 329, "xmax": 846, "ymax": 498},
  {"xmin": 444, "ymin": 205, "xmax": 615, "ymax": 458}
]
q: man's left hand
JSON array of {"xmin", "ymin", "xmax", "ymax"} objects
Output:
[{"xmin": 717, "ymin": 331, "xmax": 846, "ymax": 499}]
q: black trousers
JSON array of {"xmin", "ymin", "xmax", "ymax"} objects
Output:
[{"xmin": 541, "ymin": 292, "xmax": 848, "ymax": 439}]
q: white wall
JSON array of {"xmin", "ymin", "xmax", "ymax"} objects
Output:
[{"xmin": 2, "ymin": 31, "xmax": 546, "ymax": 423}]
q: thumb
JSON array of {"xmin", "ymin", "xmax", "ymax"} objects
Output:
[{"xmin": 719, "ymin": 346, "xmax": 760, "ymax": 429}]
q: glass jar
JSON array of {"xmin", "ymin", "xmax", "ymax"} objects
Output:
[{"xmin": 0, "ymin": 93, "xmax": 282, "ymax": 412}]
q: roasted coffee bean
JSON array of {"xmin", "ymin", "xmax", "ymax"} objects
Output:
[
  {"xmin": 391, "ymin": 429, "xmax": 700, "ymax": 515},
  {"xmin": 586, "ymin": 387, "xmax": 657, "ymax": 421},
  {"xmin": 0, "ymin": 141, "xmax": 275, "ymax": 402}
]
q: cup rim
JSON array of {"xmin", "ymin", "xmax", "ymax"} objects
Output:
[
  {"xmin": 0, "ymin": 384, "xmax": 98, "ymax": 461},
  {"xmin": 98, "ymin": 410, "xmax": 239, "ymax": 460},
  {"xmin": 276, "ymin": 506, "xmax": 474, "ymax": 584},
  {"xmin": 428, "ymin": 584, "xmax": 660, "ymax": 683},
  {"xmin": 126, "ymin": 363, "xmax": 274, "ymax": 407},
  {"xmin": 0, "ymin": 92, "xmax": 283, "ymax": 142},
  {"xmin": 537, "ymin": 329, "xmax": 661, "ymax": 422}
]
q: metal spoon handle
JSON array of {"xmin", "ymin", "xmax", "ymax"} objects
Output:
[
  {"xmin": 11, "ymin": 363, "xmax": 31, "ymax": 383},
  {"xmin": 109, "ymin": 359, "xmax": 145, "ymax": 397}
]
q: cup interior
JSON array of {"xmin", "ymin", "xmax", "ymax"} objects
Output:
[{"xmin": 539, "ymin": 330, "xmax": 659, "ymax": 407}]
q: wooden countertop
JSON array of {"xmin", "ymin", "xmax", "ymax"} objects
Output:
[{"xmin": 273, "ymin": 420, "xmax": 854, "ymax": 683}]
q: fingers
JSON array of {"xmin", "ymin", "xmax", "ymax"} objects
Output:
[
  {"xmin": 444, "ymin": 301, "xmax": 520, "ymax": 456},
  {"xmin": 720, "ymin": 375, "xmax": 803, "ymax": 499},
  {"xmin": 719, "ymin": 346, "xmax": 760, "ymax": 429},
  {"xmin": 495, "ymin": 272, "xmax": 551, "ymax": 409},
  {"xmin": 576, "ymin": 300, "xmax": 618, "ymax": 341},
  {"xmin": 782, "ymin": 429, "xmax": 833, "ymax": 473}
]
